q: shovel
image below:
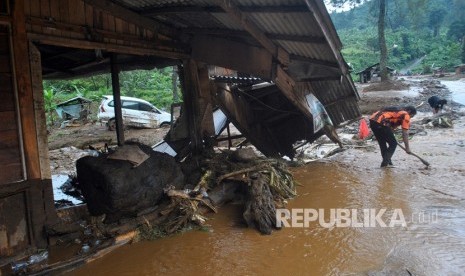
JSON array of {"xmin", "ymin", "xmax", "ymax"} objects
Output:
[{"xmin": 397, "ymin": 142, "xmax": 430, "ymax": 167}]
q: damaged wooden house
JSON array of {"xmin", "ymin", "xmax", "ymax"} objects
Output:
[{"xmin": 0, "ymin": 0, "xmax": 360, "ymax": 264}]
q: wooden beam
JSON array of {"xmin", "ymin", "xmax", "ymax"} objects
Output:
[
  {"xmin": 298, "ymin": 75, "xmax": 342, "ymax": 82},
  {"xmin": 197, "ymin": 64, "xmax": 215, "ymax": 138},
  {"xmin": 82, "ymin": 0, "xmax": 179, "ymax": 38},
  {"xmin": 12, "ymin": 0, "xmax": 40, "ymax": 179},
  {"xmin": 28, "ymin": 16, "xmax": 189, "ymax": 51},
  {"xmin": 290, "ymin": 54, "xmax": 340, "ymax": 68},
  {"xmin": 268, "ymin": 33, "xmax": 326, "ymax": 44},
  {"xmin": 29, "ymin": 43, "xmax": 51, "ymax": 180},
  {"xmin": 304, "ymin": 0, "xmax": 346, "ymax": 75},
  {"xmin": 28, "ymin": 33, "xmax": 189, "ymax": 59},
  {"xmin": 182, "ymin": 59, "xmax": 203, "ymax": 154},
  {"xmin": 184, "ymin": 28, "xmax": 326, "ymax": 44},
  {"xmin": 110, "ymin": 54, "xmax": 125, "ymax": 146},
  {"xmin": 191, "ymin": 34, "xmax": 272, "ymax": 79},
  {"xmin": 142, "ymin": 5, "xmax": 309, "ymax": 16},
  {"xmin": 274, "ymin": 66, "xmax": 313, "ymax": 120},
  {"xmin": 212, "ymin": 0, "xmax": 290, "ymax": 66}
]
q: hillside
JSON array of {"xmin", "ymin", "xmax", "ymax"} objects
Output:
[{"xmin": 329, "ymin": 0, "xmax": 465, "ymax": 76}]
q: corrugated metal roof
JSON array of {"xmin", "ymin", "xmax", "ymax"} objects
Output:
[{"xmin": 108, "ymin": 0, "xmax": 360, "ymax": 125}]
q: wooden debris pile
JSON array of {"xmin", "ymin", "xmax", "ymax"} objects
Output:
[{"xmin": 145, "ymin": 148, "xmax": 298, "ymax": 236}]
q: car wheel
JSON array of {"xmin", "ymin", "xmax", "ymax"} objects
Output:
[
  {"xmin": 108, "ymin": 118, "xmax": 116, "ymax": 131},
  {"xmin": 160, "ymin": 122, "xmax": 170, "ymax": 128}
]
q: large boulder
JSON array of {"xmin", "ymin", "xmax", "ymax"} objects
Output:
[{"xmin": 76, "ymin": 143, "xmax": 184, "ymax": 221}]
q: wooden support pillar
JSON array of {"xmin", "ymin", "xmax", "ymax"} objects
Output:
[
  {"xmin": 181, "ymin": 59, "xmax": 203, "ymax": 154},
  {"xmin": 110, "ymin": 54, "xmax": 125, "ymax": 146},
  {"xmin": 12, "ymin": 0, "xmax": 40, "ymax": 179},
  {"xmin": 197, "ymin": 63, "xmax": 215, "ymax": 149}
]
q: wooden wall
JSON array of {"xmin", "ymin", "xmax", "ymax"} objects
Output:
[
  {"xmin": 0, "ymin": 25, "xmax": 23, "ymax": 184},
  {"xmin": 23, "ymin": 0, "xmax": 186, "ymax": 58},
  {"xmin": 0, "ymin": 1, "xmax": 56, "ymax": 261}
]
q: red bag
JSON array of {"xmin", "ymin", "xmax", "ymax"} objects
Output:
[{"xmin": 358, "ymin": 119, "xmax": 370, "ymax": 140}]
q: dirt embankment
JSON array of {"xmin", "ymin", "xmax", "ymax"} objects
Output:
[{"xmin": 48, "ymin": 123, "xmax": 169, "ymax": 150}]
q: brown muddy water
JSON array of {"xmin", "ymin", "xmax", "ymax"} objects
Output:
[{"xmin": 69, "ymin": 116, "xmax": 465, "ymax": 276}]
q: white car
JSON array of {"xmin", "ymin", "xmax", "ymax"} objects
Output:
[{"xmin": 97, "ymin": 95, "xmax": 171, "ymax": 130}]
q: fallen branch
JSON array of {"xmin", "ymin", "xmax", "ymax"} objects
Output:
[{"xmin": 216, "ymin": 164, "xmax": 267, "ymax": 185}]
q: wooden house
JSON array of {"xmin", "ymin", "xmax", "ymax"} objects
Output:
[
  {"xmin": 0, "ymin": 0, "xmax": 360, "ymax": 261},
  {"xmin": 357, "ymin": 63, "xmax": 395, "ymax": 83}
]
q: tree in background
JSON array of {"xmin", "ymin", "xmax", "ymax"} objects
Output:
[
  {"xmin": 327, "ymin": 0, "xmax": 463, "ymax": 75},
  {"xmin": 429, "ymin": 8, "xmax": 447, "ymax": 37},
  {"xmin": 377, "ymin": 0, "xmax": 388, "ymax": 81},
  {"xmin": 327, "ymin": 0, "xmax": 390, "ymax": 81}
]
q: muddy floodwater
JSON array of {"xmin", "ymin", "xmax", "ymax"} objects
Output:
[{"xmin": 69, "ymin": 116, "xmax": 465, "ymax": 276}]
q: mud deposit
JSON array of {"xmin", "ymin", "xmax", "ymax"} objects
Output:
[
  {"xmin": 68, "ymin": 114, "xmax": 465, "ymax": 275},
  {"xmin": 56, "ymin": 77, "xmax": 465, "ymax": 275}
]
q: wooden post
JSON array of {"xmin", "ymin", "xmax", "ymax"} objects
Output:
[
  {"xmin": 12, "ymin": 0, "xmax": 41, "ymax": 179},
  {"xmin": 110, "ymin": 53, "xmax": 125, "ymax": 146},
  {"xmin": 182, "ymin": 59, "xmax": 203, "ymax": 154},
  {"xmin": 29, "ymin": 43, "xmax": 51, "ymax": 180}
]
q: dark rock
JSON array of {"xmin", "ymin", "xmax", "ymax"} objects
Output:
[{"xmin": 76, "ymin": 143, "xmax": 184, "ymax": 222}]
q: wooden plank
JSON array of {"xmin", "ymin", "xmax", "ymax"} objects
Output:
[
  {"xmin": 12, "ymin": 0, "xmax": 40, "ymax": 179},
  {"xmin": 0, "ymin": 148, "xmax": 21, "ymax": 166},
  {"xmin": 182, "ymin": 59, "xmax": 203, "ymax": 154},
  {"xmin": 29, "ymin": 43, "xmax": 51, "ymax": 179},
  {"xmin": 274, "ymin": 65, "xmax": 313, "ymax": 121},
  {"xmin": 84, "ymin": 2, "xmax": 93, "ymax": 27},
  {"xmin": 128, "ymin": 23, "xmax": 135, "ymax": 36},
  {"xmin": 0, "ymin": 85, "xmax": 14, "ymax": 111},
  {"xmin": 0, "ymin": 163, "xmax": 23, "ymax": 184},
  {"xmin": 39, "ymin": 0, "xmax": 53, "ymax": 35},
  {"xmin": 0, "ymin": 55, "xmax": 10, "ymax": 72},
  {"xmin": 0, "ymin": 111, "xmax": 17, "ymax": 131},
  {"xmin": 59, "ymin": 0, "xmax": 70, "ymax": 36},
  {"xmin": 192, "ymin": 34, "xmax": 272, "ymax": 79},
  {"xmin": 28, "ymin": 33, "xmax": 189, "ymax": 59},
  {"xmin": 114, "ymin": 17, "xmax": 123, "ymax": 45},
  {"xmin": 82, "ymin": 0, "xmax": 177, "ymax": 38},
  {"xmin": 212, "ymin": 0, "xmax": 289, "ymax": 66},
  {"xmin": 198, "ymin": 65, "xmax": 214, "ymax": 137},
  {"xmin": 0, "ymin": 130, "xmax": 19, "ymax": 148},
  {"xmin": 121, "ymin": 20, "xmax": 129, "ymax": 34},
  {"xmin": 304, "ymin": 0, "xmax": 346, "ymax": 75},
  {"xmin": 66, "ymin": 0, "xmax": 83, "ymax": 40},
  {"xmin": 93, "ymin": 8, "xmax": 103, "ymax": 30},
  {"xmin": 75, "ymin": 0, "xmax": 85, "ymax": 25},
  {"xmin": 48, "ymin": 0, "xmax": 62, "ymax": 36}
]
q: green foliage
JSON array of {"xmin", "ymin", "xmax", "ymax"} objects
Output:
[
  {"xmin": 330, "ymin": 0, "xmax": 463, "ymax": 73},
  {"xmin": 43, "ymin": 67, "xmax": 179, "ymax": 124}
]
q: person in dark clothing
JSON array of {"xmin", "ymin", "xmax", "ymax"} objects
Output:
[
  {"xmin": 369, "ymin": 106, "xmax": 417, "ymax": 168},
  {"xmin": 428, "ymin": 96, "xmax": 447, "ymax": 114}
]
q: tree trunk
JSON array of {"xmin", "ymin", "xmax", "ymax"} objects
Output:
[
  {"xmin": 462, "ymin": 35, "xmax": 465, "ymax": 63},
  {"xmin": 378, "ymin": 0, "xmax": 388, "ymax": 82}
]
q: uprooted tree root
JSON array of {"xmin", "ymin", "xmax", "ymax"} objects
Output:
[{"xmin": 214, "ymin": 155, "xmax": 298, "ymax": 234}]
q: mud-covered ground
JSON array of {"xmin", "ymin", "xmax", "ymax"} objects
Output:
[
  {"xmin": 51, "ymin": 75, "xmax": 465, "ymax": 275},
  {"xmin": 47, "ymin": 76, "xmax": 463, "ymax": 177}
]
